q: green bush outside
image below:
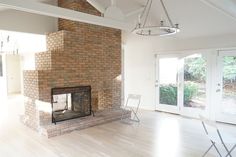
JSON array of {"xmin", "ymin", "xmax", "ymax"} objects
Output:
[
  {"xmin": 184, "ymin": 82, "xmax": 198, "ymax": 105},
  {"xmin": 159, "ymin": 82, "xmax": 198, "ymax": 105},
  {"xmin": 159, "ymin": 85, "xmax": 177, "ymax": 105}
]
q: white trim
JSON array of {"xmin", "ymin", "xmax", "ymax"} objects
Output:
[
  {"xmin": 155, "ymin": 55, "xmax": 180, "ymax": 114},
  {"xmin": 156, "ymin": 47, "xmax": 236, "ymax": 55},
  {"xmin": 86, "ymin": 0, "xmax": 106, "ymax": 14},
  {"xmin": 155, "ymin": 49, "xmax": 219, "ymax": 118},
  {"xmin": 156, "ymin": 105, "xmax": 179, "ymax": 114},
  {"xmin": 121, "ymin": 44, "xmax": 125, "ymax": 106},
  {"xmin": 0, "ymin": 0, "xmax": 130, "ymax": 30},
  {"xmin": 215, "ymin": 50, "xmax": 236, "ymax": 124},
  {"xmin": 111, "ymin": 0, "xmax": 116, "ymax": 6},
  {"xmin": 126, "ymin": 7, "xmax": 145, "ymax": 17}
]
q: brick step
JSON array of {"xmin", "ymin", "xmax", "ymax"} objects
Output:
[{"xmin": 39, "ymin": 109, "xmax": 131, "ymax": 138}]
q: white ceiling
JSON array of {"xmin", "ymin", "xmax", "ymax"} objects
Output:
[
  {"xmin": 0, "ymin": 6, "xmax": 7, "ymax": 11},
  {"xmin": 94, "ymin": 0, "xmax": 236, "ymax": 38},
  {"xmin": 1, "ymin": 0, "xmax": 236, "ymax": 38},
  {"xmin": 0, "ymin": 0, "xmax": 56, "ymax": 10}
]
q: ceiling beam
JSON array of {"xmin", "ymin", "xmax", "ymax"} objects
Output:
[
  {"xmin": 111, "ymin": 0, "xmax": 116, "ymax": 6},
  {"xmin": 86, "ymin": 0, "xmax": 106, "ymax": 14},
  {"xmin": 200, "ymin": 0, "xmax": 236, "ymax": 21},
  {"xmin": 126, "ymin": 7, "xmax": 144, "ymax": 17},
  {"xmin": 0, "ymin": 0, "xmax": 130, "ymax": 30}
]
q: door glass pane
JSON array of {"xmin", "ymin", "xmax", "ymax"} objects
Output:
[
  {"xmin": 159, "ymin": 58, "xmax": 178, "ymax": 106},
  {"xmin": 222, "ymin": 56, "xmax": 236, "ymax": 114},
  {"xmin": 184, "ymin": 54, "xmax": 206, "ymax": 109}
]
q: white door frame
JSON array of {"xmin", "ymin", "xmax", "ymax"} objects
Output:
[
  {"xmin": 155, "ymin": 50, "xmax": 213, "ymax": 118},
  {"xmin": 155, "ymin": 54, "xmax": 183, "ymax": 114},
  {"xmin": 215, "ymin": 50, "xmax": 236, "ymax": 124},
  {"xmin": 179, "ymin": 51, "xmax": 212, "ymax": 118}
]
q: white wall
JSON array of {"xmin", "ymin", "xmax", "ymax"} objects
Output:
[
  {"xmin": 0, "ymin": 10, "xmax": 57, "ymax": 34},
  {"xmin": 151, "ymin": 34, "xmax": 236, "ymax": 52},
  {"xmin": 123, "ymin": 32, "xmax": 236, "ymax": 110},
  {"xmin": 0, "ymin": 30, "xmax": 47, "ymax": 94},
  {"xmin": 123, "ymin": 33, "xmax": 156, "ymax": 110},
  {"xmin": 6, "ymin": 55, "xmax": 21, "ymax": 94}
]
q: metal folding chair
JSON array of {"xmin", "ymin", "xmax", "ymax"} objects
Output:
[
  {"xmin": 121, "ymin": 94, "xmax": 141, "ymax": 123},
  {"xmin": 199, "ymin": 115, "xmax": 236, "ymax": 157}
]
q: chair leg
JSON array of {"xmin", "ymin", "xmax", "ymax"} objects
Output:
[
  {"xmin": 224, "ymin": 144, "xmax": 236, "ymax": 157},
  {"xmin": 202, "ymin": 144, "xmax": 213, "ymax": 157},
  {"xmin": 130, "ymin": 108, "xmax": 140, "ymax": 122},
  {"xmin": 121, "ymin": 108, "xmax": 125, "ymax": 121},
  {"xmin": 212, "ymin": 141, "xmax": 223, "ymax": 157},
  {"xmin": 222, "ymin": 142, "xmax": 233, "ymax": 157},
  {"xmin": 133, "ymin": 111, "xmax": 140, "ymax": 122}
]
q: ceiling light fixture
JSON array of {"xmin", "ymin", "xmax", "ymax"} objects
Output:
[
  {"xmin": 133, "ymin": 0, "xmax": 180, "ymax": 36},
  {"xmin": 0, "ymin": 33, "xmax": 19, "ymax": 54}
]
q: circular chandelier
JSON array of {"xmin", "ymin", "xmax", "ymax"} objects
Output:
[{"xmin": 132, "ymin": 0, "xmax": 180, "ymax": 36}]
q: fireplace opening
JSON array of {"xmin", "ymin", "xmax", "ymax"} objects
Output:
[{"xmin": 51, "ymin": 86, "xmax": 91, "ymax": 124}]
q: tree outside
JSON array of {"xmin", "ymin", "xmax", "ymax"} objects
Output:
[
  {"xmin": 159, "ymin": 55, "xmax": 236, "ymax": 112},
  {"xmin": 222, "ymin": 56, "xmax": 236, "ymax": 114},
  {"xmin": 183, "ymin": 55, "xmax": 206, "ymax": 109},
  {"xmin": 159, "ymin": 54, "xmax": 207, "ymax": 108}
]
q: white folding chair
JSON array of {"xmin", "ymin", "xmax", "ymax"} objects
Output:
[
  {"xmin": 199, "ymin": 115, "xmax": 236, "ymax": 157},
  {"xmin": 121, "ymin": 94, "xmax": 141, "ymax": 123}
]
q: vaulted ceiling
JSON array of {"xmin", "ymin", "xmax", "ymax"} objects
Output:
[
  {"xmin": 93, "ymin": 0, "xmax": 236, "ymax": 38},
  {"xmin": 1, "ymin": 0, "xmax": 236, "ymax": 38}
]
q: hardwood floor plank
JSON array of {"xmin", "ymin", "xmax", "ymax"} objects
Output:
[{"xmin": 1, "ymin": 94, "xmax": 236, "ymax": 157}]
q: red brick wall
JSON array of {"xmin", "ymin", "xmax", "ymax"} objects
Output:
[
  {"xmin": 23, "ymin": 98, "xmax": 39, "ymax": 130},
  {"xmin": 23, "ymin": 0, "xmax": 122, "ymax": 126},
  {"xmin": 23, "ymin": 71, "xmax": 39, "ymax": 99},
  {"xmin": 35, "ymin": 51, "xmax": 52, "ymax": 70},
  {"xmin": 58, "ymin": 0, "xmax": 101, "ymax": 32},
  {"xmin": 35, "ymin": 27, "xmax": 121, "ymax": 110}
]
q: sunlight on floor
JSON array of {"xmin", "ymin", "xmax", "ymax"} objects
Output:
[
  {"xmin": 0, "ymin": 98, "xmax": 9, "ymax": 125},
  {"xmin": 0, "ymin": 94, "xmax": 24, "ymax": 126},
  {"xmin": 154, "ymin": 118, "xmax": 180, "ymax": 157},
  {"xmin": 0, "ymin": 95, "xmax": 236, "ymax": 157}
]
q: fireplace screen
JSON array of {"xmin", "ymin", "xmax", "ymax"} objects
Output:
[{"xmin": 51, "ymin": 86, "xmax": 91, "ymax": 124}]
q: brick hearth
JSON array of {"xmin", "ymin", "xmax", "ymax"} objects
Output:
[
  {"xmin": 40, "ymin": 109, "xmax": 131, "ymax": 138},
  {"xmin": 21, "ymin": 0, "xmax": 130, "ymax": 137}
]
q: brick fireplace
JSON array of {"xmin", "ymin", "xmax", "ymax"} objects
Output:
[
  {"xmin": 52, "ymin": 86, "xmax": 92, "ymax": 124},
  {"xmin": 22, "ymin": 0, "xmax": 130, "ymax": 137}
]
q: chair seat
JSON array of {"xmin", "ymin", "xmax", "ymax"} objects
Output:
[{"xmin": 121, "ymin": 94, "xmax": 141, "ymax": 123}]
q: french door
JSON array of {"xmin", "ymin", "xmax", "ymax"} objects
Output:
[
  {"xmin": 215, "ymin": 50, "xmax": 236, "ymax": 124},
  {"xmin": 155, "ymin": 56, "xmax": 180, "ymax": 114},
  {"xmin": 156, "ymin": 53, "xmax": 210, "ymax": 118}
]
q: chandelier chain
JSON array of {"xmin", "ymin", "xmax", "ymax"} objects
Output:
[
  {"xmin": 142, "ymin": 0, "xmax": 152, "ymax": 28},
  {"xmin": 160, "ymin": 0, "xmax": 174, "ymax": 27}
]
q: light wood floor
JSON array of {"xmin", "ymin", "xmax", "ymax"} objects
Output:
[{"xmin": 1, "ymin": 95, "xmax": 236, "ymax": 157}]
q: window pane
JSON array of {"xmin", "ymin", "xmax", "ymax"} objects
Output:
[
  {"xmin": 184, "ymin": 54, "xmax": 206, "ymax": 109},
  {"xmin": 221, "ymin": 56, "xmax": 236, "ymax": 114},
  {"xmin": 159, "ymin": 58, "xmax": 178, "ymax": 106}
]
